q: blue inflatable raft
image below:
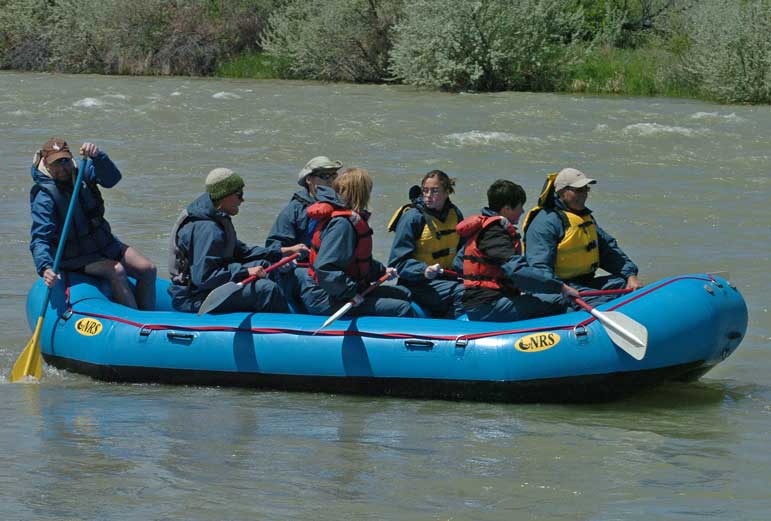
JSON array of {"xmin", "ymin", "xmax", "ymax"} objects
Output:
[{"xmin": 26, "ymin": 272, "xmax": 747, "ymax": 402}]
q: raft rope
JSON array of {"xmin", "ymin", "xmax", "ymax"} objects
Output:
[{"xmin": 62, "ymin": 275, "xmax": 717, "ymax": 342}]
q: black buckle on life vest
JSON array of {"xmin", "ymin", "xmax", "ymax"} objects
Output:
[
  {"xmin": 578, "ymin": 220, "xmax": 594, "ymax": 229},
  {"xmin": 586, "ymin": 240, "xmax": 597, "ymax": 251},
  {"xmin": 432, "ymin": 248, "xmax": 451, "ymax": 259}
]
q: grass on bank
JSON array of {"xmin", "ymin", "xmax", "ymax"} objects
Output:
[
  {"xmin": 563, "ymin": 46, "xmax": 694, "ymax": 99},
  {"xmin": 215, "ymin": 47, "xmax": 702, "ymax": 101},
  {"xmin": 215, "ymin": 52, "xmax": 279, "ymax": 79}
]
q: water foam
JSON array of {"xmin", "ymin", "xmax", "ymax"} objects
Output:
[
  {"xmin": 446, "ymin": 130, "xmax": 544, "ymax": 146},
  {"xmin": 622, "ymin": 123, "xmax": 700, "ymax": 137},
  {"xmin": 212, "ymin": 92, "xmax": 242, "ymax": 100},
  {"xmin": 690, "ymin": 111, "xmax": 745, "ymax": 123},
  {"xmin": 73, "ymin": 97, "xmax": 105, "ymax": 108}
]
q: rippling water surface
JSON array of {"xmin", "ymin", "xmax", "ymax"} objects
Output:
[{"xmin": 1, "ymin": 72, "xmax": 769, "ymax": 520}]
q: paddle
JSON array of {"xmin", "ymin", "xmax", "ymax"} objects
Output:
[
  {"xmin": 11, "ymin": 157, "xmax": 88, "ymax": 382},
  {"xmin": 197, "ymin": 252, "xmax": 300, "ymax": 315},
  {"xmin": 313, "ymin": 271, "xmax": 394, "ymax": 335},
  {"xmin": 573, "ymin": 296, "xmax": 648, "ymax": 361}
]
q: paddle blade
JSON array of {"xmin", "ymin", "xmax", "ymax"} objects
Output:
[
  {"xmin": 313, "ymin": 302, "xmax": 353, "ymax": 335},
  {"xmin": 197, "ymin": 282, "xmax": 241, "ymax": 315},
  {"xmin": 10, "ymin": 317, "xmax": 44, "ymax": 382},
  {"xmin": 595, "ymin": 310, "xmax": 648, "ymax": 361}
]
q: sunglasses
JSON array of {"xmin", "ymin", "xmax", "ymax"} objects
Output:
[
  {"xmin": 313, "ymin": 171, "xmax": 338, "ymax": 181},
  {"xmin": 566, "ymin": 185, "xmax": 591, "ymax": 193},
  {"xmin": 51, "ymin": 158, "xmax": 71, "ymax": 166},
  {"xmin": 235, "ymin": 190, "xmax": 244, "ymax": 200}
]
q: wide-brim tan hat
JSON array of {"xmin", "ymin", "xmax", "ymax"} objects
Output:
[{"xmin": 298, "ymin": 156, "xmax": 342, "ymax": 186}]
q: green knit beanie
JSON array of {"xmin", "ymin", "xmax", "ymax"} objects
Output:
[{"xmin": 206, "ymin": 168, "xmax": 245, "ymax": 201}]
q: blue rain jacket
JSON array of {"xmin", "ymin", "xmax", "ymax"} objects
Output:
[
  {"xmin": 168, "ymin": 193, "xmax": 282, "ymax": 308},
  {"xmin": 387, "ymin": 198, "xmax": 465, "ymax": 282},
  {"xmin": 524, "ymin": 196, "xmax": 638, "ymax": 285},
  {"xmin": 29, "ymin": 152, "xmax": 124, "ymax": 275},
  {"xmin": 265, "ymin": 187, "xmax": 321, "ymax": 252},
  {"xmin": 311, "ymin": 190, "xmax": 386, "ymax": 302}
]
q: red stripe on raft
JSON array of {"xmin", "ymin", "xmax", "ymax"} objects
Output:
[{"xmin": 67, "ymin": 276, "xmax": 713, "ymax": 342}]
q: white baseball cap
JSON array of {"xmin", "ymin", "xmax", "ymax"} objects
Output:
[{"xmin": 554, "ymin": 168, "xmax": 597, "ymax": 192}]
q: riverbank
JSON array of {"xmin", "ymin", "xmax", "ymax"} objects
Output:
[
  {"xmin": 2, "ymin": 72, "xmax": 770, "ymax": 521},
  {"xmin": 3, "ymin": 0, "xmax": 769, "ymax": 104},
  {"xmin": 213, "ymin": 47, "xmax": 698, "ymax": 101}
]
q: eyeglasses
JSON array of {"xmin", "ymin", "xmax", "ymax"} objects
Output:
[
  {"xmin": 313, "ymin": 171, "xmax": 338, "ymax": 181},
  {"xmin": 422, "ymin": 187, "xmax": 443, "ymax": 195},
  {"xmin": 566, "ymin": 185, "xmax": 590, "ymax": 193}
]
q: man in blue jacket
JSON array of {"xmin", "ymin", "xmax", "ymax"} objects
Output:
[
  {"xmin": 265, "ymin": 155, "xmax": 342, "ymax": 251},
  {"xmin": 30, "ymin": 138, "xmax": 156, "ymax": 309},
  {"xmin": 265, "ymin": 156, "xmax": 341, "ymax": 311},
  {"xmin": 523, "ymin": 168, "xmax": 643, "ymax": 307},
  {"xmin": 168, "ymin": 168, "xmax": 306, "ymax": 313}
]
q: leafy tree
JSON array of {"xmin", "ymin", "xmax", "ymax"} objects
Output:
[
  {"xmin": 262, "ymin": 0, "xmax": 402, "ymax": 82},
  {"xmin": 389, "ymin": 0, "xmax": 584, "ymax": 92},
  {"xmin": 679, "ymin": 0, "xmax": 771, "ymax": 103}
]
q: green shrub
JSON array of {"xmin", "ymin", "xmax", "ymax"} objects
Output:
[
  {"xmin": 0, "ymin": 0, "xmax": 278, "ymax": 75},
  {"xmin": 578, "ymin": 0, "xmax": 689, "ymax": 48},
  {"xmin": 0, "ymin": 0, "xmax": 55, "ymax": 70},
  {"xmin": 388, "ymin": 0, "xmax": 585, "ymax": 92},
  {"xmin": 679, "ymin": 0, "xmax": 771, "ymax": 103},
  {"xmin": 261, "ymin": 0, "xmax": 402, "ymax": 82}
]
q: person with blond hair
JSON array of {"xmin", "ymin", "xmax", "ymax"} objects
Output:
[{"xmin": 298, "ymin": 168, "xmax": 415, "ymax": 318}]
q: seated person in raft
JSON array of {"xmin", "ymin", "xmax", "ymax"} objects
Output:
[
  {"xmin": 457, "ymin": 179, "xmax": 578, "ymax": 322},
  {"xmin": 265, "ymin": 155, "xmax": 343, "ymax": 311},
  {"xmin": 387, "ymin": 169, "xmax": 465, "ymax": 318},
  {"xmin": 30, "ymin": 138, "xmax": 157, "ymax": 309},
  {"xmin": 297, "ymin": 167, "xmax": 416, "ymax": 318},
  {"xmin": 522, "ymin": 167, "xmax": 643, "ymax": 307},
  {"xmin": 168, "ymin": 168, "xmax": 307, "ymax": 314}
]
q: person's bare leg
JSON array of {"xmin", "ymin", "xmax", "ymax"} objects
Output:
[
  {"xmin": 83, "ymin": 259, "xmax": 138, "ymax": 309},
  {"xmin": 122, "ymin": 246, "xmax": 157, "ymax": 311}
]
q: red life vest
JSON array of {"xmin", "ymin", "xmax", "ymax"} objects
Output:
[
  {"xmin": 307, "ymin": 202, "xmax": 373, "ymax": 286},
  {"xmin": 457, "ymin": 214, "xmax": 521, "ymax": 292}
]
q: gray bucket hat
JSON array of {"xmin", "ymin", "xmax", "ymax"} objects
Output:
[{"xmin": 298, "ymin": 156, "xmax": 342, "ymax": 187}]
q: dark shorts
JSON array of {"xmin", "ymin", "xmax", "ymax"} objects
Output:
[{"xmin": 59, "ymin": 241, "xmax": 129, "ymax": 272}]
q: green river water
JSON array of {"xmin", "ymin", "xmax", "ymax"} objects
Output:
[{"xmin": 1, "ymin": 72, "xmax": 769, "ymax": 520}]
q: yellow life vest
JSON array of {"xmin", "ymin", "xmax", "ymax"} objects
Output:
[
  {"xmin": 388, "ymin": 203, "xmax": 460, "ymax": 270},
  {"xmin": 522, "ymin": 172, "xmax": 600, "ymax": 280}
]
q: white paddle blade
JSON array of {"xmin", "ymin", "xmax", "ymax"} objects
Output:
[
  {"xmin": 197, "ymin": 282, "xmax": 241, "ymax": 315},
  {"xmin": 593, "ymin": 310, "xmax": 648, "ymax": 361},
  {"xmin": 314, "ymin": 302, "xmax": 354, "ymax": 335}
]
